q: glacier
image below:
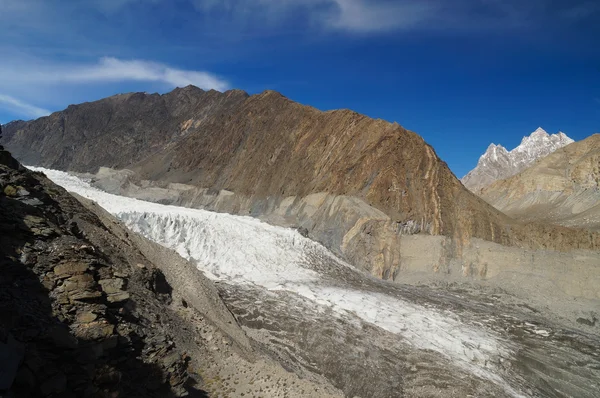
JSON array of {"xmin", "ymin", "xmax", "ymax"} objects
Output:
[{"xmin": 33, "ymin": 166, "xmax": 527, "ymax": 397}]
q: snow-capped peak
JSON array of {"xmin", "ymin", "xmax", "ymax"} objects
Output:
[
  {"xmin": 516, "ymin": 127, "xmax": 574, "ymax": 155},
  {"xmin": 479, "ymin": 143, "xmax": 508, "ymax": 164},
  {"xmin": 462, "ymin": 127, "xmax": 575, "ymax": 191}
]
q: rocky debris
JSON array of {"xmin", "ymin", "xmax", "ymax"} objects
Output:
[{"xmin": 0, "ymin": 151, "xmax": 194, "ymax": 397}]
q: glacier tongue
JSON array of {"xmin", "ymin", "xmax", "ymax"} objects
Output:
[{"xmin": 31, "ymin": 166, "xmax": 524, "ymax": 397}]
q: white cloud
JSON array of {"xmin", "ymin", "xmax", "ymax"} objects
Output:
[
  {"xmin": 327, "ymin": 0, "xmax": 436, "ymax": 32},
  {"xmin": 0, "ymin": 57, "xmax": 230, "ymax": 92},
  {"xmin": 0, "ymin": 94, "xmax": 51, "ymax": 119},
  {"xmin": 191, "ymin": 0, "xmax": 436, "ymax": 33},
  {"xmin": 0, "ymin": 55, "xmax": 229, "ymax": 121},
  {"xmin": 59, "ymin": 58, "xmax": 230, "ymax": 91}
]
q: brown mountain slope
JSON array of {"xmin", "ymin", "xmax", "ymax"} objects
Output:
[
  {"xmin": 480, "ymin": 134, "xmax": 600, "ymax": 231},
  {"xmin": 1, "ymin": 87, "xmax": 249, "ymax": 171},
  {"xmin": 3, "ymin": 87, "xmax": 600, "ymax": 281}
]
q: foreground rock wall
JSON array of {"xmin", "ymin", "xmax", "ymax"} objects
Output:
[{"xmin": 0, "ymin": 151, "xmax": 194, "ymax": 396}]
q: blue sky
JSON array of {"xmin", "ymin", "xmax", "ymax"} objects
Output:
[{"xmin": 1, "ymin": 0, "xmax": 599, "ymax": 177}]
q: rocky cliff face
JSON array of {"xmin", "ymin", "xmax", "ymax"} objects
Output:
[
  {"xmin": 0, "ymin": 149, "xmax": 195, "ymax": 396},
  {"xmin": 479, "ymin": 134, "xmax": 600, "ymax": 231},
  {"xmin": 2, "ymin": 89, "xmax": 599, "ymax": 280},
  {"xmin": 462, "ymin": 127, "xmax": 574, "ymax": 192}
]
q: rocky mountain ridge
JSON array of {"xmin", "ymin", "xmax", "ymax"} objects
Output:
[
  {"xmin": 479, "ymin": 133, "xmax": 600, "ymax": 231},
  {"xmin": 2, "ymin": 88, "xmax": 599, "ymax": 282},
  {"xmin": 461, "ymin": 127, "xmax": 574, "ymax": 192}
]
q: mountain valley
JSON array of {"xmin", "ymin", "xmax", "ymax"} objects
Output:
[{"xmin": 2, "ymin": 88, "xmax": 600, "ymax": 397}]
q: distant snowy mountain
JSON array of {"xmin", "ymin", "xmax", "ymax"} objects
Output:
[{"xmin": 461, "ymin": 127, "xmax": 574, "ymax": 192}]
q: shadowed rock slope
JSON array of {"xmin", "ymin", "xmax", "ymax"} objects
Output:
[
  {"xmin": 0, "ymin": 147, "xmax": 199, "ymax": 396},
  {"xmin": 3, "ymin": 87, "xmax": 600, "ymax": 278},
  {"xmin": 479, "ymin": 134, "xmax": 600, "ymax": 231},
  {"xmin": 0, "ymin": 144, "xmax": 341, "ymax": 397}
]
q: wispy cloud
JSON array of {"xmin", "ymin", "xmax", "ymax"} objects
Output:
[
  {"xmin": 192, "ymin": 0, "xmax": 438, "ymax": 33},
  {"xmin": 326, "ymin": 0, "xmax": 436, "ymax": 32},
  {"xmin": 0, "ymin": 56, "xmax": 229, "ymax": 120},
  {"xmin": 0, "ymin": 56, "xmax": 229, "ymax": 91},
  {"xmin": 189, "ymin": 0, "xmax": 600, "ymax": 33},
  {"xmin": 24, "ymin": 57, "xmax": 230, "ymax": 91},
  {"xmin": 0, "ymin": 94, "xmax": 51, "ymax": 119},
  {"xmin": 2, "ymin": 0, "xmax": 599, "ymax": 41}
]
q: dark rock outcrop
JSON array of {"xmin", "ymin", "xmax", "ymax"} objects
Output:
[{"xmin": 0, "ymin": 150, "xmax": 198, "ymax": 397}]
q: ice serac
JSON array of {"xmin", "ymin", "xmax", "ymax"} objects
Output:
[{"xmin": 461, "ymin": 127, "xmax": 574, "ymax": 192}]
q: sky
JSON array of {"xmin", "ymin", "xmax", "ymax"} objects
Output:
[{"xmin": 0, "ymin": 0, "xmax": 599, "ymax": 178}]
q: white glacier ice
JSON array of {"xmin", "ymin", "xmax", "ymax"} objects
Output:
[{"xmin": 31, "ymin": 166, "xmax": 524, "ymax": 397}]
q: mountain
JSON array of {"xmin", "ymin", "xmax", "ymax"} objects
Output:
[
  {"xmin": 479, "ymin": 133, "xmax": 600, "ymax": 231},
  {"xmin": 2, "ymin": 88, "xmax": 599, "ymax": 284},
  {"xmin": 461, "ymin": 127, "xmax": 574, "ymax": 192}
]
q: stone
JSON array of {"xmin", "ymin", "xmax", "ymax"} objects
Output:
[
  {"xmin": 42, "ymin": 275, "xmax": 56, "ymax": 290},
  {"xmin": 70, "ymin": 290, "xmax": 102, "ymax": 301},
  {"xmin": 162, "ymin": 351, "xmax": 181, "ymax": 369},
  {"xmin": 22, "ymin": 215, "xmax": 46, "ymax": 228},
  {"xmin": 99, "ymin": 278, "xmax": 125, "ymax": 295},
  {"xmin": 76, "ymin": 311, "xmax": 98, "ymax": 324},
  {"xmin": 54, "ymin": 262, "xmax": 90, "ymax": 278},
  {"xmin": 72, "ymin": 321, "xmax": 115, "ymax": 341},
  {"xmin": 64, "ymin": 274, "xmax": 96, "ymax": 292},
  {"xmin": 0, "ymin": 150, "xmax": 21, "ymax": 169},
  {"xmin": 3, "ymin": 185, "xmax": 17, "ymax": 197},
  {"xmin": 107, "ymin": 292, "xmax": 130, "ymax": 303},
  {"xmin": 113, "ymin": 270, "xmax": 129, "ymax": 278},
  {"xmin": 21, "ymin": 197, "xmax": 44, "ymax": 206}
]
